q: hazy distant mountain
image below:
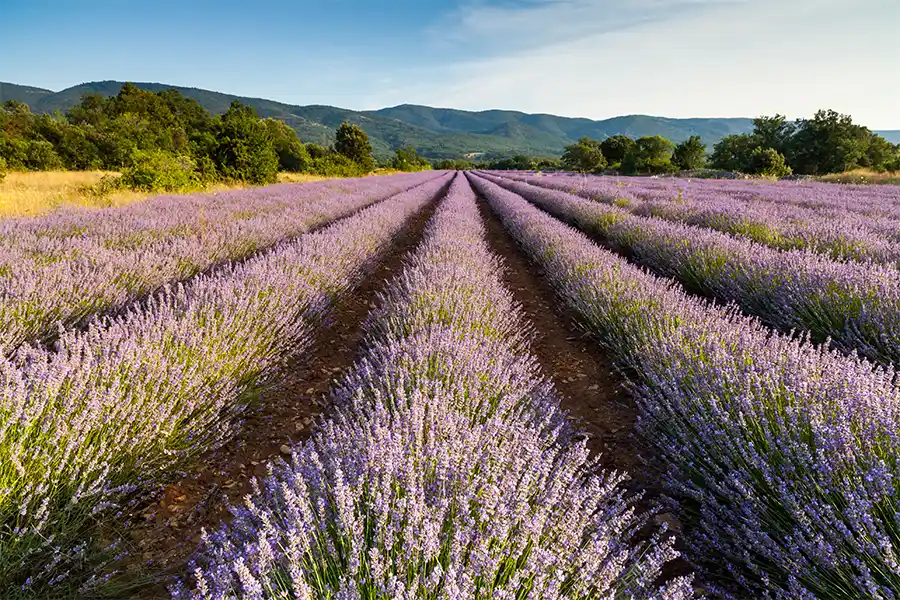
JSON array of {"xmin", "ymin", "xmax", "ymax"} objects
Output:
[{"xmin": 2, "ymin": 80, "xmax": 898, "ymax": 158}]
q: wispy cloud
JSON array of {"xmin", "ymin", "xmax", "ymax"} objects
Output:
[
  {"xmin": 369, "ymin": 0, "xmax": 900, "ymax": 129},
  {"xmin": 428, "ymin": 0, "xmax": 745, "ymax": 55}
]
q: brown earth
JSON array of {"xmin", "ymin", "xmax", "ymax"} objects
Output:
[
  {"xmin": 113, "ymin": 195, "xmax": 440, "ymax": 598},
  {"xmin": 477, "ymin": 195, "xmax": 694, "ymax": 584},
  {"xmin": 476, "ymin": 196, "xmax": 652, "ymax": 488}
]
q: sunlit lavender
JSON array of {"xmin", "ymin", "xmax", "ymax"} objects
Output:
[
  {"xmin": 173, "ymin": 174, "xmax": 692, "ymax": 600},
  {"xmin": 0, "ymin": 173, "xmax": 451, "ymax": 592},
  {"xmin": 470, "ymin": 172, "xmax": 900, "ymax": 599},
  {"xmin": 481, "ymin": 172, "xmax": 900, "ymax": 369},
  {"xmin": 0, "ymin": 171, "xmax": 438, "ymax": 353}
]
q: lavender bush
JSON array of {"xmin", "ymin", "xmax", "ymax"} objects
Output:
[
  {"xmin": 479, "ymin": 172, "xmax": 900, "ymax": 369},
  {"xmin": 0, "ymin": 173, "xmax": 452, "ymax": 594},
  {"xmin": 173, "ymin": 175, "xmax": 692, "ymax": 599},
  {"xmin": 500, "ymin": 172, "xmax": 900, "ymax": 264},
  {"xmin": 471, "ymin": 173, "xmax": 900, "ymax": 599},
  {"xmin": 0, "ymin": 172, "xmax": 439, "ymax": 353}
]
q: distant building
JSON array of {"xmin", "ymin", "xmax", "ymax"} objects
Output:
[{"xmin": 463, "ymin": 152, "xmax": 486, "ymax": 159}]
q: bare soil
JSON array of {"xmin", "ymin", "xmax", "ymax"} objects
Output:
[
  {"xmin": 115, "ymin": 197, "xmax": 439, "ymax": 598},
  {"xmin": 477, "ymin": 196, "xmax": 694, "ymax": 584}
]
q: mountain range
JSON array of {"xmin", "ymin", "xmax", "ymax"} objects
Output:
[{"xmin": 3, "ymin": 80, "xmax": 899, "ymax": 159}]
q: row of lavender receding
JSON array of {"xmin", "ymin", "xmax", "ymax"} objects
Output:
[
  {"xmin": 526, "ymin": 170, "xmax": 900, "ymax": 221},
  {"xmin": 470, "ymin": 172, "xmax": 900, "ymax": 599},
  {"xmin": 0, "ymin": 173, "xmax": 452, "ymax": 595},
  {"xmin": 480, "ymin": 172, "xmax": 900, "ymax": 370},
  {"xmin": 172, "ymin": 174, "xmax": 694, "ymax": 599},
  {"xmin": 0, "ymin": 172, "xmax": 440, "ymax": 353},
  {"xmin": 500, "ymin": 171, "xmax": 900, "ymax": 266}
]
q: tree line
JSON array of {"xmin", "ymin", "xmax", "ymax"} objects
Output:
[
  {"xmin": 537, "ymin": 109, "xmax": 900, "ymax": 177},
  {"xmin": 0, "ymin": 83, "xmax": 431, "ymax": 189}
]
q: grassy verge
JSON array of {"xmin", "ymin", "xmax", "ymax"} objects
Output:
[
  {"xmin": 0, "ymin": 170, "xmax": 409, "ymax": 218},
  {"xmin": 818, "ymin": 168, "xmax": 900, "ymax": 184}
]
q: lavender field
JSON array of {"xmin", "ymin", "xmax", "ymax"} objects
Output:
[{"xmin": 2, "ymin": 170, "xmax": 899, "ymax": 600}]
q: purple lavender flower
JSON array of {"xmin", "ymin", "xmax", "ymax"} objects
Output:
[{"xmin": 173, "ymin": 174, "xmax": 692, "ymax": 600}]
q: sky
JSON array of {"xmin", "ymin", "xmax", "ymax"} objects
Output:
[{"xmin": 2, "ymin": 0, "xmax": 898, "ymax": 128}]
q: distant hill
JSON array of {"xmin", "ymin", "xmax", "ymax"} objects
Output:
[{"xmin": 3, "ymin": 80, "xmax": 897, "ymax": 158}]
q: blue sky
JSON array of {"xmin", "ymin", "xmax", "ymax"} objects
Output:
[{"xmin": 2, "ymin": 0, "xmax": 898, "ymax": 128}]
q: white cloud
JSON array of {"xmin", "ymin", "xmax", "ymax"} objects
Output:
[{"xmin": 372, "ymin": 0, "xmax": 900, "ymax": 128}]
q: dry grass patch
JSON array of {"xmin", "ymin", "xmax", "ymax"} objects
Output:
[{"xmin": 818, "ymin": 168, "xmax": 900, "ymax": 185}]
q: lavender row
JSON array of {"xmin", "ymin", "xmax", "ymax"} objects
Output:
[
  {"xmin": 479, "ymin": 172, "xmax": 900, "ymax": 369},
  {"xmin": 173, "ymin": 175, "xmax": 692, "ymax": 599},
  {"xmin": 0, "ymin": 173, "xmax": 452, "ymax": 593},
  {"xmin": 0, "ymin": 172, "xmax": 439, "ymax": 352},
  {"xmin": 470, "ymin": 173, "xmax": 900, "ymax": 599},
  {"xmin": 498, "ymin": 171, "xmax": 900, "ymax": 266},
  {"xmin": 519, "ymin": 170, "xmax": 900, "ymax": 222}
]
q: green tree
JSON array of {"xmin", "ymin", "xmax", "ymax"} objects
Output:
[
  {"xmin": 861, "ymin": 134, "xmax": 897, "ymax": 172},
  {"xmin": 334, "ymin": 121, "xmax": 375, "ymax": 172},
  {"xmin": 263, "ymin": 118, "xmax": 310, "ymax": 172},
  {"xmin": 391, "ymin": 146, "xmax": 431, "ymax": 171},
  {"xmin": 562, "ymin": 137, "xmax": 607, "ymax": 173},
  {"xmin": 748, "ymin": 147, "xmax": 792, "ymax": 177},
  {"xmin": 24, "ymin": 139, "xmax": 63, "ymax": 170},
  {"xmin": 752, "ymin": 114, "xmax": 795, "ymax": 156},
  {"xmin": 621, "ymin": 136, "xmax": 676, "ymax": 175},
  {"xmin": 211, "ymin": 101, "xmax": 278, "ymax": 184},
  {"xmin": 710, "ymin": 134, "xmax": 758, "ymax": 172},
  {"xmin": 120, "ymin": 149, "xmax": 200, "ymax": 192},
  {"xmin": 672, "ymin": 136, "xmax": 707, "ymax": 171},
  {"xmin": 600, "ymin": 135, "xmax": 635, "ymax": 167},
  {"xmin": 789, "ymin": 109, "xmax": 871, "ymax": 175}
]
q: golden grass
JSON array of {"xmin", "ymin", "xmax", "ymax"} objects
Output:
[
  {"xmin": 818, "ymin": 168, "xmax": 900, "ymax": 185},
  {"xmin": 0, "ymin": 171, "xmax": 150, "ymax": 217},
  {"xmin": 0, "ymin": 168, "xmax": 410, "ymax": 219},
  {"xmin": 276, "ymin": 173, "xmax": 334, "ymax": 184}
]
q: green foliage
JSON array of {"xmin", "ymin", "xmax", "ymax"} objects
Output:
[
  {"xmin": 484, "ymin": 155, "xmax": 560, "ymax": 171},
  {"xmin": 391, "ymin": 146, "xmax": 431, "ymax": 171},
  {"xmin": 672, "ymin": 135, "xmax": 707, "ymax": 171},
  {"xmin": 211, "ymin": 101, "xmax": 278, "ymax": 184},
  {"xmin": 432, "ymin": 158, "xmax": 474, "ymax": 170},
  {"xmin": 562, "ymin": 137, "xmax": 607, "ymax": 173},
  {"xmin": 119, "ymin": 149, "xmax": 200, "ymax": 192},
  {"xmin": 789, "ymin": 109, "xmax": 871, "ymax": 175},
  {"xmin": 751, "ymin": 114, "xmax": 795, "ymax": 155},
  {"xmin": 334, "ymin": 121, "xmax": 375, "ymax": 172},
  {"xmin": 23, "ymin": 139, "xmax": 63, "ymax": 170},
  {"xmin": 709, "ymin": 110, "xmax": 891, "ymax": 176},
  {"xmin": 309, "ymin": 152, "xmax": 365, "ymax": 177},
  {"xmin": 621, "ymin": 136, "xmax": 676, "ymax": 175},
  {"xmin": 710, "ymin": 134, "xmax": 758, "ymax": 172},
  {"xmin": 600, "ymin": 135, "xmax": 635, "ymax": 167},
  {"xmin": 305, "ymin": 142, "xmax": 329, "ymax": 159},
  {"xmin": 263, "ymin": 118, "xmax": 310, "ymax": 172},
  {"xmin": 0, "ymin": 157, "xmax": 6, "ymax": 182},
  {"xmin": 748, "ymin": 147, "xmax": 792, "ymax": 177}
]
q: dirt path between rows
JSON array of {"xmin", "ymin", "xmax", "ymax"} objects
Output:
[
  {"xmin": 116, "ymin": 196, "xmax": 441, "ymax": 599},
  {"xmin": 478, "ymin": 196, "xmax": 694, "ymax": 586},
  {"xmin": 477, "ymin": 197, "xmax": 648, "ymax": 484}
]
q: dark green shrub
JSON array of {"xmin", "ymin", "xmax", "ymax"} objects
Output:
[
  {"xmin": 119, "ymin": 149, "xmax": 200, "ymax": 192},
  {"xmin": 748, "ymin": 147, "xmax": 792, "ymax": 177},
  {"xmin": 391, "ymin": 146, "xmax": 431, "ymax": 171},
  {"xmin": 0, "ymin": 157, "xmax": 6, "ymax": 182},
  {"xmin": 309, "ymin": 152, "xmax": 365, "ymax": 177},
  {"xmin": 24, "ymin": 140, "xmax": 64, "ymax": 170},
  {"xmin": 211, "ymin": 102, "xmax": 278, "ymax": 184},
  {"xmin": 334, "ymin": 121, "xmax": 375, "ymax": 172},
  {"xmin": 673, "ymin": 136, "xmax": 707, "ymax": 171},
  {"xmin": 264, "ymin": 119, "xmax": 310, "ymax": 172},
  {"xmin": 562, "ymin": 137, "xmax": 606, "ymax": 173}
]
